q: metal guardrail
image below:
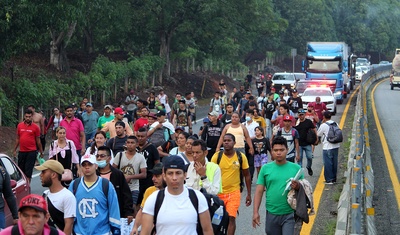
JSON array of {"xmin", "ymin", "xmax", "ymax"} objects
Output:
[{"xmin": 335, "ymin": 64, "xmax": 391, "ymax": 235}]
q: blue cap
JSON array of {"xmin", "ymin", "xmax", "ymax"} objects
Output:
[
  {"xmin": 86, "ymin": 102, "xmax": 93, "ymax": 107},
  {"xmin": 203, "ymin": 117, "xmax": 210, "ymax": 123}
]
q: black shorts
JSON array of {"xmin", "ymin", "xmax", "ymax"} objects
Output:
[{"xmin": 18, "ymin": 151, "xmax": 37, "ymax": 178}]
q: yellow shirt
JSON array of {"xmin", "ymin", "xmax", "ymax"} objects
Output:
[
  {"xmin": 253, "ymin": 116, "xmax": 266, "ymax": 128},
  {"xmin": 141, "ymin": 186, "xmax": 158, "ymax": 208},
  {"xmin": 211, "ymin": 151, "xmax": 249, "ymax": 193}
]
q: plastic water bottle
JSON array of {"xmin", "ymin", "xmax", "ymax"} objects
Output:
[{"xmin": 211, "ymin": 206, "xmax": 224, "ymax": 225}]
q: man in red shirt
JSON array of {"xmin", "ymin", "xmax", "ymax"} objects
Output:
[
  {"xmin": 134, "ymin": 106, "xmax": 149, "ymax": 135},
  {"xmin": 309, "ymin": 97, "xmax": 327, "ymax": 127},
  {"xmin": 13, "ymin": 109, "xmax": 43, "ymax": 182}
]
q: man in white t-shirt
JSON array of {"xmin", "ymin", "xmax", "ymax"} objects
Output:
[
  {"xmin": 141, "ymin": 155, "xmax": 213, "ymax": 235},
  {"xmin": 35, "ymin": 160, "xmax": 76, "ymax": 235},
  {"xmin": 113, "ymin": 136, "xmax": 147, "ymax": 214}
]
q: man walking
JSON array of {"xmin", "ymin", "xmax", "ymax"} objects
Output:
[
  {"xmin": 107, "ymin": 121, "xmax": 129, "ymax": 155},
  {"xmin": 0, "ymin": 194, "xmax": 65, "ymax": 235},
  {"xmin": 113, "ymin": 136, "xmax": 147, "ymax": 214},
  {"xmin": 186, "ymin": 139, "xmax": 221, "ymax": 195},
  {"xmin": 27, "ymin": 105, "xmax": 46, "ymax": 151},
  {"xmin": 96, "ymin": 146, "xmax": 134, "ymax": 223},
  {"xmin": 294, "ymin": 109, "xmax": 317, "ymax": 175},
  {"xmin": 252, "ymin": 136, "xmax": 303, "ymax": 235},
  {"xmin": 69, "ymin": 153, "xmax": 121, "ymax": 235},
  {"xmin": 82, "ymin": 102, "xmax": 100, "ymax": 148},
  {"xmin": 35, "ymin": 160, "xmax": 76, "ymax": 235},
  {"xmin": 13, "ymin": 109, "xmax": 43, "ymax": 183},
  {"xmin": 271, "ymin": 115, "xmax": 300, "ymax": 163},
  {"xmin": 97, "ymin": 105, "xmax": 115, "ymax": 139},
  {"xmin": 60, "ymin": 105, "xmax": 85, "ymax": 158},
  {"xmin": 317, "ymin": 111, "xmax": 340, "ymax": 184},
  {"xmin": 141, "ymin": 155, "xmax": 213, "ymax": 235},
  {"xmin": 201, "ymin": 111, "xmax": 223, "ymax": 161},
  {"xmin": 212, "ymin": 134, "xmax": 252, "ymax": 235},
  {"xmin": 101, "ymin": 107, "xmax": 133, "ymax": 138}
]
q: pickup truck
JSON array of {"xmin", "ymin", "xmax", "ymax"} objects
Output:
[{"xmin": 390, "ymin": 73, "xmax": 400, "ymax": 90}]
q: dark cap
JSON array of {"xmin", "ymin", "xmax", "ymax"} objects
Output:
[
  {"xmin": 292, "ymin": 89, "xmax": 298, "ymax": 93},
  {"xmin": 149, "ymin": 162, "xmax": 163, "ymax": 175},
  {"xmin": 175, "ymin": 126, "xmax": 185, "ymax": 132},
  {"xmin": 298, "ymin": 108, "xmax": 306, "ymax": 114},
  {"xmin": 163, "ymin": 155, "xmax": 187, "ymax": 172},
  {"xmin": 148, "ymin": 112, "xmax": 157, "ymax": 119},
  {"xmin": 19, "ymin": 194, "xmax": 48, "ymax": 213},
  {"xmin": 178, "ymin": 99, "xmax": 186, "ymax": 104},
  {"xmin": 156, "ymin": 110, "xmax": 166, "ymax": 116},
  {"xmin": 279, "ymin": 90, "xmax": 284, "ymax": 95}
]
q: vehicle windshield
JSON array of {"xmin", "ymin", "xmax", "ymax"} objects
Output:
[
  {"xmin": 307, "ymin": 61, "xmax": 341, "ymax": 73},
  {"xmin": 296, "ymin": 83, "xmax": 308, "ymax": 93},
  {"xmin": 357, "ymin": 58, "xmax": 368, "ymax": 63},
  {"xmin": 272, "ymin": 74, "xmax": 295, "ymax": 81},
  {"xmin": 303, "ymin": 89, "xmax": 332, "ymax": 97}
]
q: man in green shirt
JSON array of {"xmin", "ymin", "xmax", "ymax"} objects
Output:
[
  {"xmin": 252, "ymin": 136, "xmax": 303, "ymax": 235},
  {"xmin": 97, "ymin": 105, "xmax": 115, "ymax": 138}
]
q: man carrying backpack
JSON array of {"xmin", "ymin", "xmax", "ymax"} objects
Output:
[
  {"xmin": 211, "ymin": 133, "xmax": 252, "ymax": 235},
  {"xmin": 141, "ymin": 155, "xmax": 213, "ymax": 235},
  {"xmin": 210, "ymin": 91, "xmax": 225, "ymax": 115},
  {"xmin": 271, "ymin": 115, "xmax": 300, "ymax": 163},
  {"xmin": 317, "ymin": 111, "xmax": 341, "ymax": 184}
]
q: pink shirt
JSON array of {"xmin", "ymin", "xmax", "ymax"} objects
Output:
[
  {"xmin": 0, "ymin": 221, "xmax": 65, "ymax": 235},
  {"xmin": 60, "ymin": 117, "xmax": 84, "ymax": 150},
  {"xmin": 48, "ymin": 139, "xmax": 79, "ymax": 164}
]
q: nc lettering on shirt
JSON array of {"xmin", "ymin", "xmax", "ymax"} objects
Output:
[{"xmin": 78, "ymin": 198, "xmax": 99, "ymax": 218}]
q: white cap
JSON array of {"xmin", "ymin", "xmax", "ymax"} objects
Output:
[{"xmin": 80, "ymin": 153, "xmax": 97, "ymax": 165}]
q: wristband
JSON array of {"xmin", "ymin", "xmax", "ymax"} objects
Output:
[{"xmin": 201, "ymin": 175, "xmax": 207, "ymax": 180}]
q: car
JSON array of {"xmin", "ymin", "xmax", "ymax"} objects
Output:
[
  {"xmin": 355, "ymin": 67, "xmax": 363, "ymax": 82},
  {"xmin": 379, "ymin": 61, "xmax": 390, "ymax": 65},
  {"xmin": 271, "ymin": 72, "xmax": 298, "ymax": 92},
  {"xmin": 356, "ymin": 58, "xmax": 370, "ymax": 66},
  {"xmin": 0, "ymin": 154, "xmax": 31, "ymax": 227},
  {"xmin": 301, "ymin": 87, "xmax": 337, "ymax": 115},
  {"xmin": 295, "ymin": 80, "xmax": 336, "ymax": 97},
  {"xmin": 390, "ymin": 72, "xmax": 400, "ymax": 90},
  {"xmin": 293, "ymin": 72, "xmax": 306, "ymax": 81},
  {"xmin": 359, "ymin": 66, "xmax": 369, "ymax": 74}
]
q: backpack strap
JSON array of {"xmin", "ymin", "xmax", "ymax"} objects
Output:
[
  {"xmin": 11, "ymin": 224, "xmax": 19, "ymax": 235},
  {"xmin": 72, "ymin": 177, "xmax": 81, "ymax": 195},
  {"xmin": 153, "ymin": 189, "xmax": 166, "ymax": 234},
  {"xmin": 217, "ymin": 150, "xmax": 223, "ymax": 165},
  {"xmin": 235, "ymin": 150, "xmax": 244, "ymax": 192},
  {"xmin": 49, "ymin": 226, "xmax": 59, "ymax": 235},
  {"xmin": 180, "ymin": 153, "xmax": 190, "ymax": 164},
  {"xmin": 188, "ymin": 188, "xmax": 201, "ymax": 234}
]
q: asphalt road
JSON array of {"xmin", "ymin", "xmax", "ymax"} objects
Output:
[
  {"xmin": 369, "ymin": 78, "xmax": 400, "ymax": 234},
  {"xmin": 29, "ymin": 87, "xmax": 353, "ymax": 235}
]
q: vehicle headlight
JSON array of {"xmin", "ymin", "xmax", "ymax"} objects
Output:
[{"xmin": 334, "ymin": 91, "xmax": 342, "ymax": 96}]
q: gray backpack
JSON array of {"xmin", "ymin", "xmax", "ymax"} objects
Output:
[{"xmin": 149, "ymin": 127, "xmax": 169, "ymax": 147}]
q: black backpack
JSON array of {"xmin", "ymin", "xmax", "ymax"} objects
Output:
[
  {"xmin": 326, "ymin": 122, "xmax": 343, "ymax": 143},
  {"xmin": 153, "ymin": 188, "xmax": 229, "ymax": 235},
  {"xmin": 149, "ymin": 126, "xmax": 168, "ymax": 147}
]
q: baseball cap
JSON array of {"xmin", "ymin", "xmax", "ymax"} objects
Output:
[
  {"xmin": 203, "ymin": 117, "xmax": 210, "ymax": 123},
  {"xmin": 86, "ymin": 102, "xmax": 93, "ymax": 107},
  {"xmin": 292, "ymin": 89, "xmax": 298, "ymax": 93},
  {"xmin": 19, "ymin": 194, "xmax": 48, "ymax": 213},
  {"xmin": 298, "ymin": 109, "xmax": 306, "ymax": 114},
  {"xmin": 208, "ymin": 111, "xmax": 219, "ymax": 117},
  {"xmin": 81, "ymin": 153, "xmax": 97, "ymax": 165},
  {"xmin": 175, "ymin": 126, "xmax": 185, "ymax": 132},
  {"xmin": 283, "ymin": 115, "xmax": 293, "ymax": 121},
  {"xmin": 178, "ymin": 99, "xmax": 186, "ymax": 104},
  {"xmin": 148, "ymin": 112, "xmax": 157, "ymax": 119},
  {"xmin": 104, "ymin": 105, "xmax": 112, "ymax": 109},
  {"xmin": 114, "ymin": 107, "xmax": 125, "ymax": 115},
  {"xmin": 246, "ymin": 91, "xmax": 251, "ymax": 94},
  {"xmin": 307, "ymin": 103, "xmax": 314, "ymax": 108},
  {"xmin": 163, "ymin": 155, "xmax": 187, "ymax": 172},
  {"xmin": 271, "ymin": 87, "xmax": 276, "ymax": 91},
  {"xmin": 149, "ymin": 162, "xmax": 163, "ymax": 175},
  {"xmin": 157, "ymin": 110, "xmax": 166, "ymax": 116},
  {"xmin": 35, "ymin": 160, "xmax": 64, "ymax": 175},
  {"xmin": 279, "ymin": 90, "xmax": 284, "ymax": 95}
]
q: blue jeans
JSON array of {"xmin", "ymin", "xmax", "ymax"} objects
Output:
[
  {"xmin": 0, "ymin": 211, "xmax": 4, "ymax": 229},
  {"xmin": 323, "ymin": 148, "xmax": 339, "ymax": 182},
  {"xmin": 265, "ymin": 211, "xmax": 295, "ymax": 235},
  {"xmin": 299, "ymin": 145, "xmax": 313, "ymax": 169},
  {"xmin": 265, "ymin": 118, "xmax": 272, "ymax": 139}
]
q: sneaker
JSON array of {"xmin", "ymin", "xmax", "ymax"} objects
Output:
[
  {"xmin": 325, "ymin": 181, "xmax": 334, "ymax": 185},
  {"xmin": 307, "ymin": 167, "xmax": 313, "ymax": 176}
]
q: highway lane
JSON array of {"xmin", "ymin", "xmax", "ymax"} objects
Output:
[
  {"xmin": 370, "ymin": 78, "xmax": 400, "ymax": 234},
  {"xmin": 29, "ymin": 90, "xmax": 357, "ymax": 234}
]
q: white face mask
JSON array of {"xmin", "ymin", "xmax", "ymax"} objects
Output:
[{"xmin": 245, "ymin": 116, "xmax": 252, "ymax": 122}]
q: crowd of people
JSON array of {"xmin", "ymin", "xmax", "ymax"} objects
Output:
[{"xmin": 2, "ymin": 71, "xmax": 341, "ymax": 235}]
